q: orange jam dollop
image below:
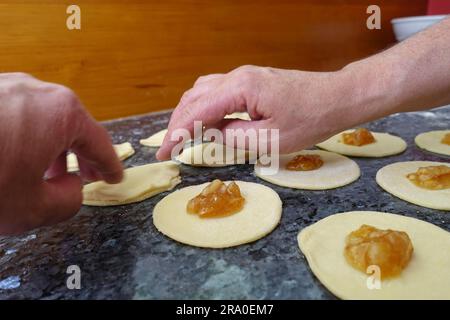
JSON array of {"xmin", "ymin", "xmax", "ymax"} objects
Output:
[
  {"xmin": 442, "ymin": 133, "xmax": 450, "ymax": 146},
  {"xmin": 342, "ymin": 128, "xmax": 376, "ymax": 146},
  {"xmin": 344, "ymin": 225, "xmax": 413, "ymax": 279},
  {"xmin": 187, "ymin": 179, "xmax": 245, "ymax": 218},
  {"xmin": 286, "ymin": 154, "xmax": 324, "ymax": 171},
  {"xmin": 406, "ymin": 165, "xmax": 450, "ymax": 190}
]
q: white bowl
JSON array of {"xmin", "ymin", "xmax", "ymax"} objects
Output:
[{"xmin": 391, "ymin": 15, "xmax": 447, "ymax": 41}]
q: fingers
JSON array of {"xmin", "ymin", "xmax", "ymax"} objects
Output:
[
  {"xmin": 77, "ymin": 157, "xmax": 103, "ymax": 182},
  {"xmin": 44, "ymin": 152, "xmax": 68, "ymax": 179},
  {"xmin": 71, "ymin": 114, "xmax": 123, "ymax": 184},
  {"xmin": 2, "ymin": 173, "xmax": 84, "ymax": 235},
  {"xmin": 193, "ymin": 73, "xmax": 224, "ymax": 86},
  {"xmin": 216, "ymin": 118, "xmax": 273, "ymax": 151},
  {"xmin": 39, "ymin": 173, "xmax": 83, "ymax": 226},
  {"xmin": 157, "ymin": 86, "xmax": 247, "ymax": 160}
]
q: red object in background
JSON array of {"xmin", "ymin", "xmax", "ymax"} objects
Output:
[{"xmin": 428, "ymin": 0, "xmax": 450, "ymax": 14}]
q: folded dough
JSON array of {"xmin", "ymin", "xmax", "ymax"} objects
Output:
[
  {"xmin": 82, "ymin": 161, "xmax": 181, "ymax": 206},
  {"xmin": 316, "ymin": 130, "xmax": 407, "ymax": 157},
  {"xmin": 153, "ymin": 181, "xmax": 282, "ymax": 248},
  {"xmin": 67, "ymin": 142, "xmax": 135, "ymax": 172},
  {"xmin": 415, "ymin": 130, "xmax": 450, "ymax": 156},
  {"xmin": 298, "ymin": 211, "xmax": 450, "ymax": 299},
  {"xmin": 376, "ymin": 161, "xmax": 450, "ymax": 211},
  {"xmin": 176, "ymin": 142, "xmax": 257, "ymax": 167},
  {"xmin": 254, "ymin": 150, "xmax": 360, "ymax": 190}
]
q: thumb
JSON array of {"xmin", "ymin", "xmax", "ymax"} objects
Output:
[{"xmin": 39, "ymin": 173, "xmax": 83, "ymax": 226}]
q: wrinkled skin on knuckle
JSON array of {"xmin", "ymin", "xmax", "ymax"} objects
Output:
[{"xmin": 47, "ymin": 85, "xmax": 84, "ymax": 139}]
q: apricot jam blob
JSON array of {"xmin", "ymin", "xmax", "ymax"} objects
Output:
[
  {"xmin": 407, "ymin": 165, "xmax": 450, "ymax": 190},
  {"xmin": 344, "ymin": 224, "xmax": 413, "ymax": 279},
  {"xmin": 442, "ymin": 133, "xmax": 450, "ymax": 146},
  {"xmin": 286, "ymin": 154, "xmax": 324, "ymax": 171},
  {"xmin": 342, "ymin": 128, "xmax": 376, "ymax": 146},
  {"xmin": 187, "ymin": 179, "xmax": 245, "ymax": 218}
]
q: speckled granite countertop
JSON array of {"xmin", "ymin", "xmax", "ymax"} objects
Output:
[{"xmin": 0, "ymin": 106, "xmax": 449, "ymax": 300}]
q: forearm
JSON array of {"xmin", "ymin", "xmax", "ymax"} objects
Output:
[{"xmin": 338, "ymin": 17, "xmax": 450, "ymax": 127}]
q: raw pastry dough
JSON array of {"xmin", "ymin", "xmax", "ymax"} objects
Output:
[
  {"xmin": 224, "ymin": 112, "xmax": 251, "ymax": 121},
  {"xmin": 139, "ymin": 113, "xmax": 250, "ymax": 148},
  {"xmin": 67, "ymin": 142, "xmax": 135, "ymax": 172},
  {"xmin": 140, "ymin": 129, "xmax": 168, "ymax": 147},
  {"xmin": 298, "ymin": 211, "xmax": 450, "ymax": 299},
  {"xmin": 153, "ymin": 181, "xmax": 282, "ymax": 248},
  {"xmin": 176, "ymin": 142, "xmax": 257, "ymax": 167},
  {"xmin": 415, "ymin": 130, "xmax": 450, "ymax": 156},
  {"xmin": 316, "ymin": 130, "xmax": 407, "ymax": 157},
  {"xmin": 82, "ymin": 161, "xmax": 181, "ymax": 206},
  {"xmin": 254, "ymin": 150, "xmax": 360, "ymax": 190},
  {"xmin": 376, "ymin": 161, "xmax": 450, "ymax": 211}
]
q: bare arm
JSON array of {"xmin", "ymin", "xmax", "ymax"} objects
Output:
[{"xmin": 157, "ymin": 17, "xmax": 450, "ymax": 160}]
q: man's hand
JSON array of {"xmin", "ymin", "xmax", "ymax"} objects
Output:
[
  {"xmin": 157, "ymin": 65, "xmax": 363, "ymax": 160},
  {"xmin": 157, "ymin": 18, "xmax": 450, "ymax": 161},
  {"xmin": 0, "ymin": 73, "xmax": 123, "ymax": 235}
]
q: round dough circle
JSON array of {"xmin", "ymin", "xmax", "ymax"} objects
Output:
[
  {"xmin": 153, "ymin": 181, "xmax": 282, "ymax": 248},
  {"xmin": 415, "ymin": 130, "xmax": 450, "ymax": 156},
  {"xmin": 140, "ymin": 129, "xmax": 168, "ymax": 147},
  {"xmin": 254, "ymin": 150, "xmax": 360, "ymax": 190},
  {"xmin": 176, "ymin": 142, "xmax": 257, "ymax": 167},
  {"xmin": 298, "ymin": 211, "xmax": 450, "ymax": 299},
  {"xmin": 316, "ymin": 130, "xmax": 407, "ymax": 157},
  {"xmin": 376, "ymin": 161, "xmax": 450, "ymax": 211}
]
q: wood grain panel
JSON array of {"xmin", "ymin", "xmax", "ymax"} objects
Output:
[{"xmin": 0, "ymin": 1, "xmax": 427, "ymax": 120}]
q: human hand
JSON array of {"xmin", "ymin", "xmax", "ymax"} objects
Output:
[
  {"xmin": 157, "ymin": 65, "xmax": 364, "ymax": 160},
  {"xmin": 0, "ymin": 73, "xmax": 123, "ymax": 235}
]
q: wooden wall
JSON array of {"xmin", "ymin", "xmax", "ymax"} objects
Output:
[{"xmin": 0, "ymin": 0, "xmax": 427, "ymax": 120}]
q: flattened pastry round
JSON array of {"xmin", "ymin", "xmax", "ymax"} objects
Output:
[
  {"xmin": 316, "ymin": 130, "xmax": 407, "ymax": 157},
  {"xmin": 415, "ymin": 130, "xmax": 450, "ymax": 156},
  {"xmin": 254, "ymin": 150, "xmax": 360, "ymax": 190},
  {"xmin": 140, "ymin": 129, "xmax": 168, "ymax": 147},
  {"xmin": 376, "ymin": 161, "xmax": 450, "ymax": 211},
  {"xmin": 153, "ymin": 181, "xmax": 282, "ymax": 248},
  {"xmin": 298, "ymin": 211, "xmax": 450, "ymax": 299},
  {"xmin": 82, "ymin": 161, "xmax": 181, "ymax": 206}
]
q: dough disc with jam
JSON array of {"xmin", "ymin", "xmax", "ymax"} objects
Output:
[
  {"xmin": 415, "ymin": 130, "xmax": 450, "ymax": 156},
  {"xmin": 82, "ymin": 161, "xmax": 181, "ymax": 206},
  {"xmin": 316, "ymin": 130, "xmax": 407, "ymax": 157},
  {"xmin": 254, "ymin": 150, "xmax": 360, "ymax": 190},
  {"xmin": 298, "ymin": 211, "xmax": 450, "ymax": 299},
  {"xmin": 153, "ymin": 181, "xmax": 282, "ymax": 248},
  {"xmin": 376, "ymin": 161, "xmax": 450, "ymax": 211},
  {"xmin": 68, "ymin": 142, "xmax": 135, "ymax": 172}
]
